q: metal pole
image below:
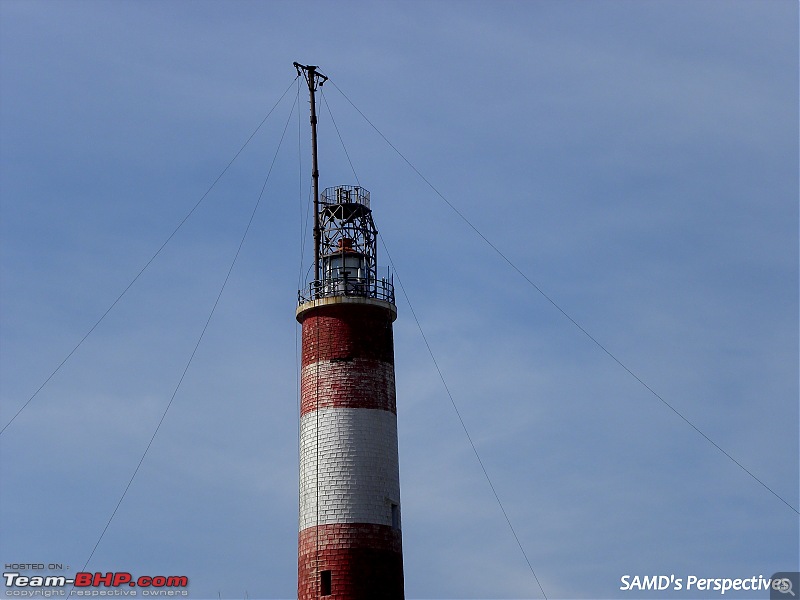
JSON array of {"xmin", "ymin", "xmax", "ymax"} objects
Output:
[
  {"xmin": 294, "ymin": 62, "xmax": 327, "ymax": 288},
  {"xmin": 308, "ymin": 67, "xmax": 321, "ymax": 286}
]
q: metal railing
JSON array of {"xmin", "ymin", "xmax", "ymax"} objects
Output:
[
  {"xmin": 320, "ymin": 185, "xmax": 370, "ymax": 209},
  {"xmin": 298, "ymin": 276, "xmax": 395, "ymax": 305}
]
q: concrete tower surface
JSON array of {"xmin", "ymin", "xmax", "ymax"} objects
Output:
[{"xmin": 296, "ymin": 184, "xmax": 404, "ymax": 598}]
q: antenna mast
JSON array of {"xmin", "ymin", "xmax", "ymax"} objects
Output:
[{"xmin": 294, "ymin": 62, "xmax": 328, "ymax": 285}]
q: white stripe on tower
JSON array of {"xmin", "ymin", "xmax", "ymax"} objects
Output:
[{"xmin": 299, "ymin": 407, "xmax": 401, "ymax": 529}]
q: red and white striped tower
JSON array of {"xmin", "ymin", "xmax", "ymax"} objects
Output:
[{"xmin": 294, "ymin": 63, "xmax": 404, "ymax": 600}]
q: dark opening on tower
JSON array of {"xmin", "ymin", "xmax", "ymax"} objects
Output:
[{"xmin": 320, "ymin": 570, "xmax": 332, "ymax": 596}]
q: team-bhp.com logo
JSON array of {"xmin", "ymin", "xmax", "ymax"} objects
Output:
[{"xmin": 4, "ymin": 571, "xmax": 188, "ymax": 591}]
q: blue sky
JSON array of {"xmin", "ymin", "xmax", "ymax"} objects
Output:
[{"xmin": 0, "ymin": 1, "xmax": 797, "ymax": 599}]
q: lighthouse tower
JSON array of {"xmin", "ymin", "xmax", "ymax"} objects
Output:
[{"xmin": 295, "ymin": 64, "xmax": 404, "ymax": 600}]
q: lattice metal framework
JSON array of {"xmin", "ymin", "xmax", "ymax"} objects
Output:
[
  {"xmin": 319, "ymin": 186, "xmax": 375, "ymax": 256},
  {"xmin": 299, "ymin": 185, "xmax": 394, "ymax": 303}
]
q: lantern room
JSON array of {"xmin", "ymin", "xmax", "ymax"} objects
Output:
[{"xmin": 299, "ymin": 185, "xmax": 393, "ymax": 304}]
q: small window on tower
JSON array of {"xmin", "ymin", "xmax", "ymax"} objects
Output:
[
  {"xmin": 321, "ymin": 570, "xmax": 332, "ymax": 596},
  {"xmin": 391, "ymin": 503, "xmax": 400, "ymax": 530}
]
